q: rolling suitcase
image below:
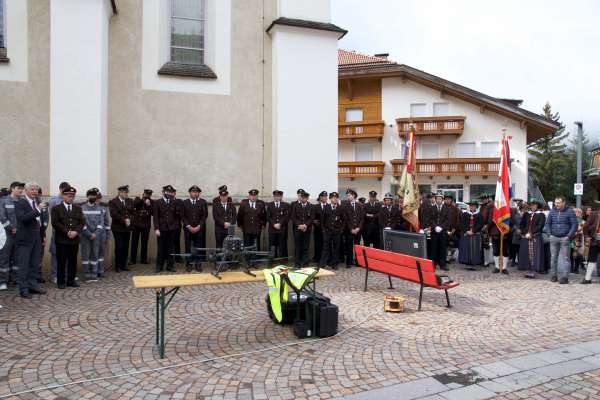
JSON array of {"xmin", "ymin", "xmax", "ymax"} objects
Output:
[{"xmin": 308, "ymin": 297, "xmax": 338, "ymax": 337}]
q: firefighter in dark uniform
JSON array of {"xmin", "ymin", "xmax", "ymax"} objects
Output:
[
  {"xmin": 290, "ymin": 189, "xmax": 314, "ymax": 267},
  {"xmin": 266, "ymin": 190, "xmax": 289, "ymax": 257},
  {"xmin": 182, "ymin": 185, "xmax": 208, "ymax": 271},
  {"xmin": 237, "ymin": 189, "xmax": 266, "ymax": 250},
  {"xmin": 320, "ymin": 192, "xmax": 345, "ymax": 269},
  {"xmin": 153, "ymin": 185, "xmax": 181, "ymax": 273},
  {"xmin": 130, "ymin": 189, "xmax": 153, "ymax": 265},
  {"xmin": 342, "ymin": 189, "xmax": 364, "ymax": 268},
  {"xmin": 362, "ymin": 190, "xmax": 381, "ymax": 248},
  {"xmin": 429, "ymin": 193, "xmax": 452, "ymax": 271},
  {"xmin": 312, "ymin": 191, "xmax": 328, "ymax": 263},
  {"xmin": 212, "ymin": 185, "xmax": 232, "ymax": 206},
  {"xmin": 379, "ymin": 193, "xmax": 401, "ymax": 248},
  {"xmin": 108, "ymin": 185, "xmax": 134, "ymax": 272},
  {"xmin": 213, "ymin": 188, "xmax": 237, "ymax": 248},
  {"xmin": 171, "ymin": 189, "xmax": 185, "ymax": 264}
]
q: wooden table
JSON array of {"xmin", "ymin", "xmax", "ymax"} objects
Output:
[{"xmin": 132, "ymin": 269, "xmax": 335, "ymax": 358}]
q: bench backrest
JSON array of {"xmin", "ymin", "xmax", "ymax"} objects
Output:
[{"xmin": 354, "ymin": 245, "xmax": 439, "ymax": 287}]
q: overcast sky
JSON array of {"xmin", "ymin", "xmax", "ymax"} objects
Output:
[{"xmin": 332, "ymin": 0, "xmax": 600, "ymax": 145}]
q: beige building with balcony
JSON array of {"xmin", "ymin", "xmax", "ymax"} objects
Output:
[{"xmin": 337, "ymin": 50, "xmax": 560, "ymax": 202}]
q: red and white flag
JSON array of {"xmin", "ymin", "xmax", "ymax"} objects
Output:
[{"xmin": 493, "ymin": 135, "xmax": 512, "ymax": 234}]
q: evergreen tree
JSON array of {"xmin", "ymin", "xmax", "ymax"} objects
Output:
[
  {"xmin": 562, "ymin": 131, "xmax": 594, "ymax": 206},
  {"xmin": 528, "ymin": 102, "xmax": 569, "ymax": 201}
]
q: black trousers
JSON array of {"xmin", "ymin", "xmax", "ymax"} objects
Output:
[
  {"xmin": 363, "ymin": 225, "xmax": 380, "ymax": 249},
  {"xmin": 173, "ymin": 225, "xmax": 182, "ymax": 257},
  {"xmin": 431, "ymin": 231, "xmax": 447, "ymax": 268},
  {"xmin": 313, "ymin": 224, "xmax": 323, "ymax": 262},
  {"xmin": 16, "ymin": 235, "xmax": 42, "ymax": 293},
  {"xmin": 113, "ymin": 231, "xmax": 131, "ymax": 271},
  {"xmin": 184, "ymin": 228, "xmax": 205, "ymax": 265},
  {"xmin": 492, "ymin": 235, "xmax": 509, "ymax": 257},
  {"xmin": 509, "ymin": 242, "xmax": 520, "ymax": 262},
  {"xmin": 268, "ymin": 232, "xmax": 287, "ymax": 258},
  {"xmin": 343, "ymin": 232, "xmax": 361, "ymax": 266},
  {"xmin": 156, "ymin": 229, "xmax": 177, "ymax": 269},
  {"xmin": 215, "ymin": 231, "xmax": 228, "ymax": 249},
  {"xmin": 293, "ymin": 228, "xmax": 311, "ymax": 267},
  {"xmin": 321, "ymin": 231, "xmax": 341, "ymax": 267},
  {"xmin": 55, "ymin": 242, "xmax": 78, "ymax": 285},
  {"xmin": 243, "ymin": 232, "xmax": 261, "ymax": 251},
  {"xmin": 130, "ymin": 227, "xmax": 150, "ymax": 263}
]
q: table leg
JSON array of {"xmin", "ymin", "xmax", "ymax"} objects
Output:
[
  {"xmin": 155, "ymin": 290, "xmax": 160, "ymax": 345},
  {"xmin": 159, "ymin": 288, "xmax": 165, "ymax": 358}
]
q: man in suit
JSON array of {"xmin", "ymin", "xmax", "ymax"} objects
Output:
[
  {"xmin": 15, "ymin": 182, "xmax": 48, "ymax": 298},
  {"xmin": 342, "ymin": 189, "xmax": 364, "ymax": 268},
  {"xmin": 48, "ymin": 181, "xmax": 71, "ymax": 283},
  {"xmin": 109, "ymin": 185, "xmax": 134, "ymax": 272},
  {"xmin": 266, "ymin": 190, "xmax": 289, "ymax": 258},
  {"xmin": 153, "ymin": 185, "xmax": 181, "ymax": 272},
  {"xmin": 171, "ymin": 189, "xmax": 185, "ymax": 264},
  {"xmin": 429, "ymin": 193, "xmax": 452, "ymax": 271},
  {"xmin": 213, "ymin": 188, "xmax": 237, "ymax": 249},
  {"xmin": 290, "ymin": 190, "xmax": 314, "ymax": 267},
  {"xmin": 130, "ymin": 189, "xmax": 154, "ymax": 265},
  {"xmin": 237, "ymin": 189, "xmax": 266, "ymax": 250},
  {"xmin": 0, "ymin": 181, "xmax": 24, "ymax": 290},
  {"xmin": 378, "ymin": 193, "xmax": 402, "ymax": 248},
  {"xmin": 212, "ymin": 185, "xmax": 232, "ymax": 206},
  {"xmin": 320, "ymin": 192, "xmax": 345, "ymax": 269},
  {"xmin": 363, "ymin": 190, "xmax": 381, "ymax": 249},
  {"xmin": 183, "ymin": 185, "xmax": 208, "ymax": 271},
  {"xmin": 312, "ymin": 191, "xmax": 328, "ymax": 263},
  {"xmin": 51, "ymin": 186, "xmax": 85, "ymax": 289}
]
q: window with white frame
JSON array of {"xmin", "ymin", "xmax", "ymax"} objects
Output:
[
  {"xmin": 457, "ymin": 142, "xmax": 476, "ymax": 158},
  {"xmin": 0, "ymin": 0, "xmax": 5, "ymax": 49},
  {"xmin": 345, "ymin": 108, "xmax": 363, "ymax": 122},
  {"xmin": 418, "ymin": 143, "xmax": 439, "ymax": 159},
  {"xmin": 410, "ymin": 103, "xmax": 427, "ymax": 118},
  {"xmin": 433, "ymin": 102, "xmax": 449, "ymax": 116},
  {"xmin": 355, "ymin": 144, "xmax": 373, "ymax": 161},
  {"xmin": 481, "ymin": 141, "xmax": 499, "ymax": 157},
  {"xmin": 170, "ymin": 0, "xmax": 206, "ymax": 65}
]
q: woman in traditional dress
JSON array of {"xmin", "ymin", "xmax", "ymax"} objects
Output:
[
  {"xmin": 519, "ymin": 200, "xmax": 546, "ymax": 278},
  {"xmin": 458, "ymin": 201, "xmax": 483, "ymax": 268},
  {"xmin": 581, "ymin": 207, "xmax": 600, "ymax": 284}
]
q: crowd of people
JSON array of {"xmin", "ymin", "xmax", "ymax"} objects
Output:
[{"xmin": 0, "ymin": 180, "xmax": 591, "ymax": 299}]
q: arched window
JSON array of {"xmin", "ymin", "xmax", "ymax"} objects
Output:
[{"xmin": 170, "ymin": 0, "xmax": 205, "ymax": 65}]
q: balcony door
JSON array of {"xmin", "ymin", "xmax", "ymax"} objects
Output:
[{"xmin": 355, "ymin": 144, "xmax": 373, "ymax": 161}]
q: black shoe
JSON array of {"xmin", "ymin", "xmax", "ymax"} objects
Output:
[
  {"xmin": 195, "ymin": 265, "xmax": 202, "ymax": 272},
  {"xmin": 141, "ymin": 260, "xmax": 149, "ymax": 265},
  {"xmin": 57, "ymin": 284, "xmax": 66, "ymax": 289},
  {"xmin": 128, "ymin": 261, "xmax": 135, "ymax": 266},
  {"xmin": 559, "ymin": 277, "xmax": 569, "ymax": 284},
  {"xmin": 501, "ymin": 269, "xmax": 509, "ymax": 275},
  {"xmin": 581, "ymin": 279, "xmax": 592, "ymax": 284},
  {"xmin": 186, "ymin": 265, "xmax": 192, "ymax": 272},
  {"xmin": 37, "ymin": 277, "xmax": 46, "ymax": 284},
  {"xmin": 492, "ymin": 268, "xmax": 500, "ymax": 274},
  {"xmin": 120, "ymin": 266, "xmax": 131, "ymax": 272},
  {"xmin": 30, "ymin": 288, "xmax": 47, "ymax": 295},
  {"xmin": 20, "ymin": 292, "xmax": 32, "ymax": 299},
  {"xmin": 551, "ymin": 275, "xmax": 558, "ymax": 282},
  {"xmin": 67, "ymin": 281, "xmax": 80, "ymax": 288}
]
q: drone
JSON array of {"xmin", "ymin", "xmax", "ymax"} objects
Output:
[{"xmin": 172, "ymin": 225, "xmax": 288, "ymax": 279}]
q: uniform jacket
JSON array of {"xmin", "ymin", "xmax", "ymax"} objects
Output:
[
  {"xmin": 378, "ymin": 204, "xmax": 401, "ymax": 230},
  {"xmin": 460, "ymin": 211, "xmax": 484, "ymax": 233},
  {"xmin": 15, "ymin": 197, "xmax": 47, "ymax": 244},
  {"xmin": 132, "ymin": 196, "xmax": 154, "ymax": 229},
  {"xmin": 212, "ymin": 202, "xmax": 237, "ymax": 234},
  {"xmin": 81, "ymin": 202, "xmax": 108, "ymax": 238},
  {"xmin": 109, "ymin": 197, "xmax": 134, "ymax": 232},
  {"xmin": 341, "ymin": 200, "xmax": 365, "ymax": 231},
  {"xmin": 51, "ymin": 202, "xmax": 85, "ymax": 245},
  {"xmin": 428, "ymin": 204, "xmax": 452, "ymax": 231},
  {"xmin": 182, "ymin": 198, "xmax": 208, "ymax": 229},
  {"xmin": 237, "ymin": 199, "xmax": 266, "ymax": 235},
  {"xmin": 520, "ymin": 212, "xmax": 546, "ymax": 235},
  {"xmin": 419, "ymin": 201, "xmax": 434, "ymax": 229},
  {"xmin": 290, "ymin": 202, "xmax": 315, "ymax": 231},
  {"xmin": 266, "ymin": 201, "xmax": 290, "ymax": 234},
  {"xmin": 313, "ymin": 202, "xmax": 327, "ymax": 229},
  {"xmin": 363, "ymin": 201, "xmax": 381, "ymax": 232},
  {"xmin": 153, "ymin": 198, "xmax": 182, "ymax": 232},
  {"xmin": 0, "ymin": 195, "xmax": 18, "ymax": 231},
  {"xmin": 321, "ymin": 204, "xmax": 345, "ymax": 234}
]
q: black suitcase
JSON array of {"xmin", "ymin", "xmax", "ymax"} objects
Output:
[
  {"xmin": 266, "ymin": 292, "xmax": 309, "ymax": 325},
  {"xmin": 307, "ymin": 298, "xmax": 338, "ymax": 337}
]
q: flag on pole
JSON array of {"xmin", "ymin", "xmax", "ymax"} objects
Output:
[
  {"xmin": 493, "ymin": 135, "xmax": 512, "ymax": 234},
  {"xmin": 398, "ymin": 127, "xmax": 420, "ymax": 231}
]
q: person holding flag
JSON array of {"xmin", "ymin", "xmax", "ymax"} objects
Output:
[
  {"xmin": 491, "ymin": 133, "xmax": 513, "ymax": 274},
  {"xmin": 397, "ymin": 126, "xmax": 420, "ymax": 232}
]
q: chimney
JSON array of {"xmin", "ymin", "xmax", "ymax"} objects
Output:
[{"xmin": 374, "ymin": 53, "xmax": 389, "ymax": 60}]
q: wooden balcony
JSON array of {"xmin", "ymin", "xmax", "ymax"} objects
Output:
[
  {"xmin": 391, "ymin": 157, "xmax": 500, "ymax": 177},
  {"xmin": 338, "ymin": 121, "xmax": 385, "ymax": 141},
  {"xmin": 396, "ymin": 116, "xmax": 466, "ymax": 136},
  {"xmin": 338, "ymin": 161, "xmax": 385, "ymax": 180}
]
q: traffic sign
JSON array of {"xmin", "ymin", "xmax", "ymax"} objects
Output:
[{"xmin": 574, "ymin": 183, "xmax": 584, "ymax": 196}]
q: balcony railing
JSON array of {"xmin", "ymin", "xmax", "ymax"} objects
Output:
[
  {"xmin": 338, "ymin": 161, "xmax": 385, "ymax": 180},
  {"xmin": 396, "ymin": 116, "xmax": 466, "ymax": 136},
  {"xmin": 338, "ymin": 121, "xmax": 385, "ymax": 141},
  {"xmin": 391, "ymin": 157, "xmax": 500, "ymax": 177}
]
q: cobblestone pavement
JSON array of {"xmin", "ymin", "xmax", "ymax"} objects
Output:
[{"xmin": 1, "ymin": 263, "xmax": 600, "ymax": 399}]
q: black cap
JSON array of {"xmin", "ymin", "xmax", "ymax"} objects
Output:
[
  {"xmin": 466, "ymin": 200, "xmax": 479, "ymax": 206},
  {"xmin": 117, "ymin": 185, "xmax": 129, "ymax": 192},
  {"xmin": 162, "ymin": 185, "xmax": 175, "ymax": 193},
  {"xmin": 424, "ymin": 193, "xmax": 433, "ymax": 199},
  {"xmin": 272, "ymin": 190, "xmax": 283, "ymax": 196},
  {"xmin": 219, "ymin": 189, "xmax": 229, "ymax": 196},
  {"xmin": 249, "ymin": 189, "xmax": 259, "ymax": 196},
  {"xmin": 59, "ymin": 182, "xmax": 70, "ymax": 191},
  {"xmin": 144, "ymin": 189, "xmax": 153, "ymax": 196},
  {"xmin": 346, "ymin": 188, "xmax": 357, "ymax": 197},
  {"xmin": 188, "ymin": 185, "xmax": 201, "ymax": 193},
  {"xmin": 86, "ymin": 188, "xmax": 100, "ymax": 197},
  {"xmin": 300, "ymin": 191, "xmax": 310, "ymax": 198},
  {"xmin": 444, "ymin": 194, "xmax": 454, "ymax": 201},
  {"xmin": 319, "ymin": 191, "xmax": 328, "ymax": 198},
  {"xmin": 358, "ymin": 197, "xmax": 366, "ymax": 204},
  {"xmin": 63, "ymin": 186, "xmax": 77, "ymax": 195},
  {"xmin": 329, "ymin": 192, "xmax": 339, "ymax": 199},
  {"xmin": 218, "ymin": 185, "xmax": 228, "ymax": 192},
  {"xmin": 369, "ymin": 190, "xmax": 377, "ymax": 197},
  {"xmin": 9, "ymin": 181, "xmax": 24, "ymax": 189}
]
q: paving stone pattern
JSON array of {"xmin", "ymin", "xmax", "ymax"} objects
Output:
[{"xmin": 2, "ymin": 265, "xmax": 600, "ymax": 399}]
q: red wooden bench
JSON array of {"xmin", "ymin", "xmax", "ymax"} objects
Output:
[{"xmin": 354, "ymin": 245, "xmax": 459, "ymax": 311}]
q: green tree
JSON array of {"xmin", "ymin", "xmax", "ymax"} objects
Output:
[
  {"xmin": 528, "ymin": 102, "xmax": 569, "ymax": 201},
  {"xmin": 562, "ymin": 131, "xmax": 595, "ymax": 206}
]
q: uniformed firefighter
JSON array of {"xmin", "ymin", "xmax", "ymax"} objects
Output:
[
  {"xmin": 80, "ymin": 188, "xmax": 108, "ymax": 281},
  {"xmin": 320, "ymin": 192, "xmax": 345, "ymax": 269},
  {"xmin": 267, "ymin": 190, "xmax": 290, "ymax": 258},
  {"xmin": 237, "ymin": 189, "xmax": 267, "ymax": 250},
  {"xmin": 312, "ymin": 191, "xmax": 328, "ymax": 263},
  {"xmin": 341, "ymin": 189, "xmax": 364, "ymax": 268},
  {"xmin": 130, "ymin": 189, "xmax": 154, "ymax": 265},
  {"xmin": 362, "ymin": 190, "xmax": 381, "ymax": 249},
  {"xmin": 95, "ymin": 191, "xmax": 110, "ymax": 278},
  {"xmin": 108, "ymin": 185, "xmax": 134, "ymax": 272},
  {"xmin": 153, "ymin": 185, "xmax": 182, "ymax": 273},
  {"xmin": 290, "ymin": 189, "xmax": 314, "ymax": 267},
  {"xmin": 378, "ymin": 193, "xmax": 401, "ymax": 248},
  {"xmin": 212, "ymin": 188, "xmax": 237, "ymax": 249},
  {"xmin": 0, "ymin": 181, "xmax": 24, "ymax": 289},
  {"xmin": 183, "ymin": 185, "xmax": 208, "ymax": 271}
]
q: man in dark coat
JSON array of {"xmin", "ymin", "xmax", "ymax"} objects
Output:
[
  {"xmin": 130, "ymin": 189, "xmax": 153, "ymax": 265},
  {"xmin": 429, "ymin": 193, "xmax": 452, "ymax": 270},
  {"xmin": 320, "ymin": 192, "xmax": 345, "ymax": 269},
  {"xmin": 378, "ymin": 193, "xmax": 402, "ymax": 249},
  {"xmin": 458, "ymin": 201, "xmax": 483, "ymax": 267},
  {"xmin": 212, "ymin": 188, "xmax": 237, "ymax": 249},
  {"xmin": 108, "ymin": 185, "xmax": 134, "ymax": 272},
  {"xmin": 266, "ymin": 190, "xmax": 289, "ymax": 258},
  {"xmin": 182, "ymin": 185, "xmax": 208, "ymax": 271},
  {"xmin": 289, "ymin": 190, "xmax": 314, "ymax": 267},
  {"xmin": 312, "ymin": 191, "xmax": 328, "ymax": 263},
  {"xmin": 153, "ymin": 185, "xmax": 181, "ymax": 272},
  {"xmin": 519, "ymin": 200, "xmax": 546, "ymax": 278},
  {"xmin": 237, "ymin": 189, "xmax": 266, "ymax": 250},
  {"xmin": 362, "ymin": 190, "xmax": 381, "ymax": 248},
  {"xmin": 341, "ymin": 189, "xmax": 364, "ymax": 268},
  {"xmin": 50, "ymin": 186, "xmax": 85, "ymax": 289}
]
